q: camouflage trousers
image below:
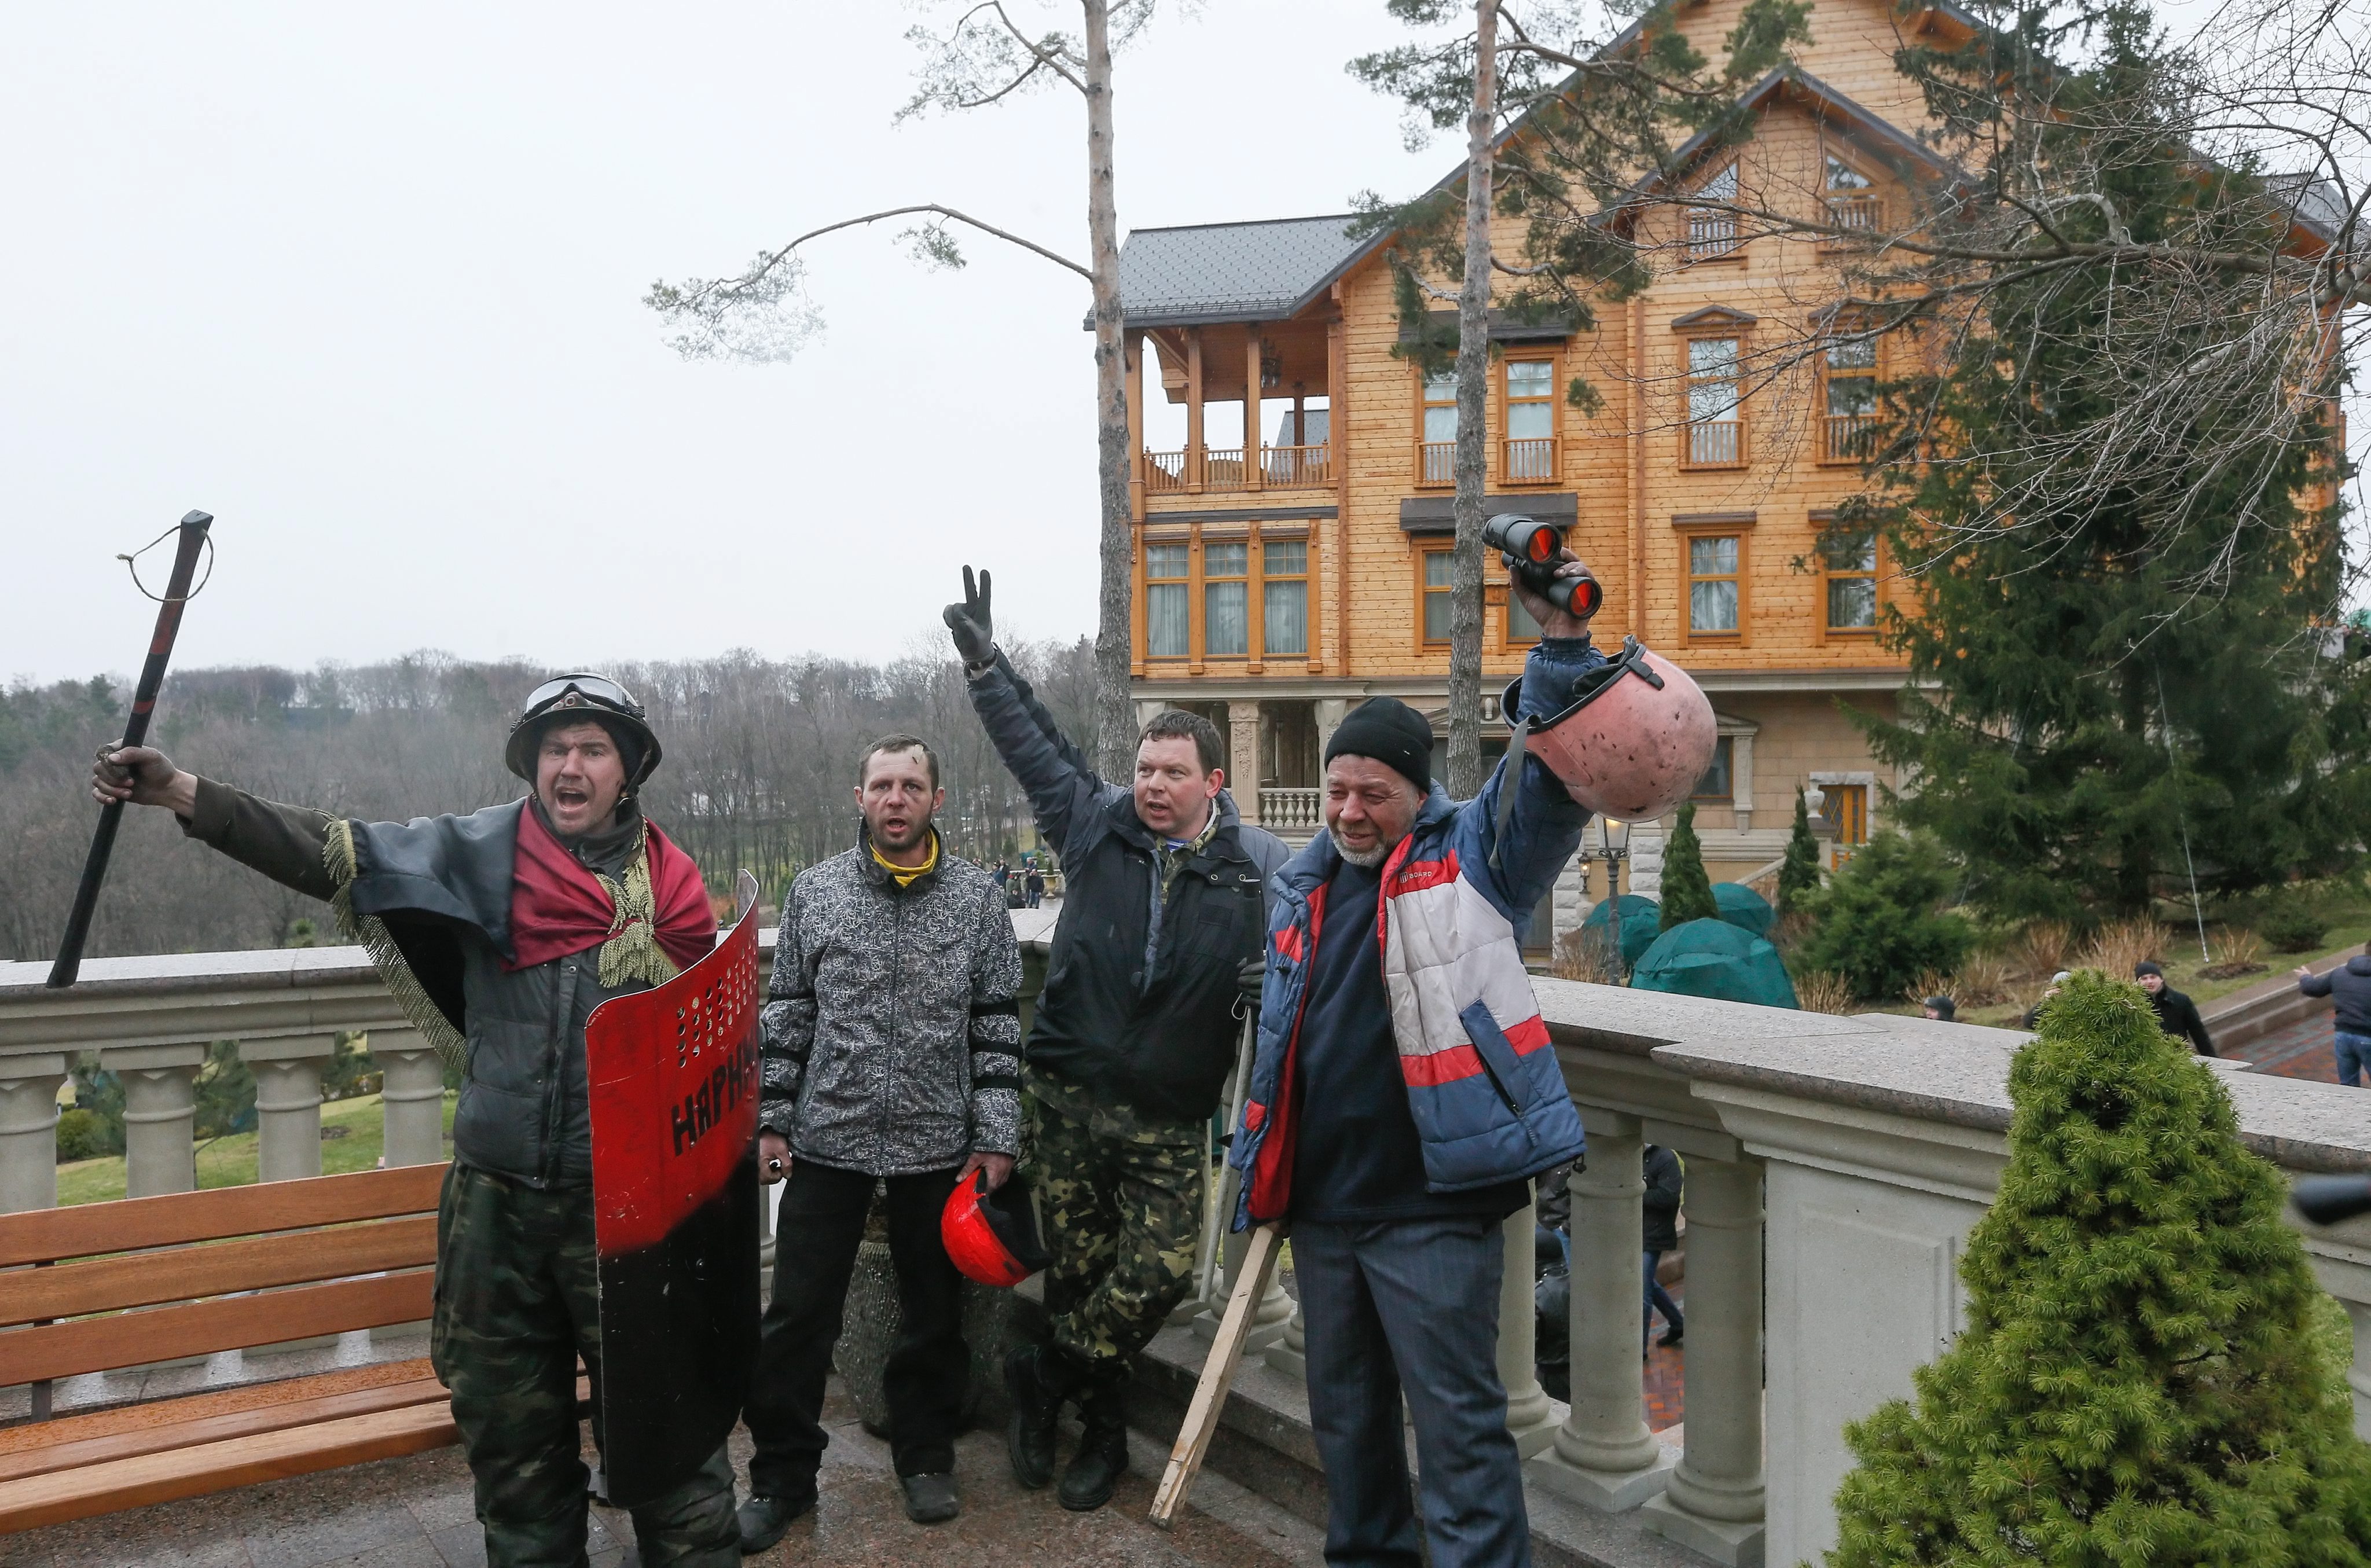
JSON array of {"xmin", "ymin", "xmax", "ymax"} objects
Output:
[
  {"xmin": 432, "ymin": 1163, "xmax": 739, "ymax": 1568},
  {"xmin": 1025, "ymin": 1073, "xmax": 1206, "ymax": 1371}
]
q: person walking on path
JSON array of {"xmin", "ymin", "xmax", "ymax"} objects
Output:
[
  {"xmin": 2295, "ymin": 942, "xmax": 2371, "ymax": 1087},
  {"xmin": 2135, "ymin": 961, "xmax": 2217, "ymax": 1056},
  {"xmin": 1025, "ymin": 865, "xmax": 1046, "ymax": 908},
  {"xmin": 1642, "ymin": 1144, "xmax": 1684, "ymax": 1354},
  {"xmin": 945, "ymin": 567, "xmax": 1288, "ymax": 1512},
  {"xmin": 91, "ymin": 675, "xmax": 740, "ymax": 1568},
  {"xmin": 737, "ymin": 735, "xmax": 1023, "ymax": 1548},
  {"xmin": 1229, "ymin": 545, "xmax": 1602, "ymax": 1568}
]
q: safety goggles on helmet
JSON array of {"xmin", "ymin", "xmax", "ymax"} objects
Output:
[
  {"xmin": 941, "ymin": 1168, "xmax": 1050, "ymax": 1289},
  {"xmin": 505, "ymin": 672, "xmax": 662, "ymax": 787}
]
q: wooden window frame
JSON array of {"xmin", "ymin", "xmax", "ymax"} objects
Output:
[
  {"xmin": 1810, "ymin": 509, "xmax": 1882, "ymax": 644},
  {"xmin": 1142, "ymin": 535, "xmax": 1192, "ymax": 663},
  {"xmin": 1201, "ymin": 535, "xmax": 1253, "ymax": 664},
  {"xmin": 1415, "ymin": 365, "xmax": 1459, "ymax": 489},
  {"xmin": 1819, "ymin": 145, "xmax": 1883, "ymax": 244},
  {"xmin": 1416, "ymin": 542, "xmax": 1456, "ymax": 652},
  {"xmin": 1259, "ymin": 534, "xmax": 1311, "ymax": 664},
  {"xmin": 1685, "ymin": 160, "xmax": 1746, "ymax": 265},
  {"xmin": 1816, "ymin": 322, "xmax": 1880, "ymax": 467},
  {"xmin": 1498, "ymin": 352, "xmax": 1560, "ymax": 487},
  {"xmin": 1676, "ymin": 326, "xmax": 1750, "ymax": 470},
  {"xmin": 1675, "ymin": 518, "xmax": 1751, "ymax": 648}
]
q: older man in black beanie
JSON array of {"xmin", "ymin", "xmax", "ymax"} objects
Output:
[{"xmin": 1229, "ymin": 549, "xmax": 1603, "ymax": 1568}]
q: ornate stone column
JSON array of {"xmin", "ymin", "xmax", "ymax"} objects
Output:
[
  {"xmin": 1643, "ymin": 1154, "xmax": 1767, "ymax": 1566},
  {"xmin": 1499, "ymin": 1186, "xmax": 1558, "ymax": 1457},
  {"xmin": 1315, "ymin": 697, "xmax": 1348, "ymax": 758},
  {"xmin": 1227, "ymin": 700, "xmax": 1262, "ymax": 824},
  {"xmin": 371, "ymin": 1029, "xmax": 446, "ymax": 1169},
  {"xmin": 100, "ymin": 1042, "xmax": 206, "ymax": 1199},
  {"xmin": 0, "ymin": 1052, "xmax": 68, "ymax": 1213},
  {"xmin": 1530, "ymin": 1114, "xmax": 1672, "ymax": 1508},
  {"xmin": 238, "ymin": 1035, "xmax": 336, "ymax": 1183}
]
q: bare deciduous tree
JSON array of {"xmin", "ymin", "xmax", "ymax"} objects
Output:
[{"xmin": 646, "ymin": 1, "xmax": 1168, "ymax": 779}]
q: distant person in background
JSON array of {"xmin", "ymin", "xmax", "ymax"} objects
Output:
[
  {"xmin": 1922, "ymin": 996, "xmax": 1956, "ymax": 1022},
  {"xmin": 2295, "ymin": 941, "xmax": 2371, "ymax": 1087},
  {"xmin": 1642, "ymin": 1144, "xmax": 1684, "ymax": 1353},
  {"xmin": 2021, "ymin": 972, "xmax": 2072, "ymax": 1030},
  {"xmin": 1024, "ymin": 866, "xmax": 1045, "ymax": 908},
  {"xmin": 992, "ymin": 860, "xmax": 1010, "ymax": 890},
  {"xmin": 2134, "ymin": 961, "xmax": 2216, "ymax": 1056}
]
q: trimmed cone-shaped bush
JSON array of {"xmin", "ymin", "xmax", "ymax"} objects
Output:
[
  {"xmin": 1827, "ymin": 971, "xmax": 2371, "ymax": 1566},
  {"xmin": 1660, "ymin": 802, "xmax": 1720, "ymax": 931},
  {"xmin": 1777, "ymin": 787, "xmax": 1823, "ymax": 916}
]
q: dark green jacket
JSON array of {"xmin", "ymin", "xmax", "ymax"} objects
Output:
[{"xmin": 182, "ymin": 779, "xmax": 661, "ymax": 1189}]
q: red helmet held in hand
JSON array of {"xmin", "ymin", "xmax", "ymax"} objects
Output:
[
  {"xmin": 941, "ymin": 1167, "xmax": 1051, "ymax": 1288},
  {"xmin": 1503, "ymin": 636, "xmax": 1719, "ymax": 824}
]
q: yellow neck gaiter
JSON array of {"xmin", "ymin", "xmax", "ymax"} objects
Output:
[{"xmin": 872, "ymin": 831, "xmax": 940, "ymax": 890}]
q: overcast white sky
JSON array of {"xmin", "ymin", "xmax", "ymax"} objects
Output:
[{"xmin": 0, "ymin": 2, "xmax": 1447, "ymax": 685}]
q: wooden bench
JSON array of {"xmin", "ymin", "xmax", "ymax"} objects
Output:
[{"xmin": 0, "ymin": 1163, "xmax": 475, "ymax": 1533}]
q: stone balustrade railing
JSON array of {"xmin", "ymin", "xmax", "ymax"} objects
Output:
[{"xmin": 3, "ymin": 912, "xmax": 2366, "ymax": 1568}]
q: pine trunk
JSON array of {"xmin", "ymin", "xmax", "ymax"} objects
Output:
[
  {"xmin": 1446, "ymin": 0, "xmax": 1497, "ymax": 800},
  {"xmin": 1084, "ymin": 0, "xmax": 1134, "ymax": 780}
]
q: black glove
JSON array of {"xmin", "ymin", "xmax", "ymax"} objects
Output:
[
  {"xmin": 1236, "ymin": 954, "xmax": 1266, "ymax": 1003},
  {"xmin": 944, "ymin": 565, "xmax": 994, "ymax": 668}
]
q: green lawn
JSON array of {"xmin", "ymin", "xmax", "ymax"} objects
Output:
[{"xmin": 55, "ymin": 1090, "xmax": 458, "ymax": 1207}]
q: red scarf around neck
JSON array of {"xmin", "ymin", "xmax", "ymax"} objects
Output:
[{"xmin": 506, "ymin": 801, "xmax": 717, "ymax": 974}]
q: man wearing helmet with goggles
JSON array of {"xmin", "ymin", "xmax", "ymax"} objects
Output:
[{"xmin": 90, "ymin": 673, "xmax": 741, "ymax": 1568}]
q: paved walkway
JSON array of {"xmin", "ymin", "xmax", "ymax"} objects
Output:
[
  {"xmin": 2238, "ymin": 1011, "xmax": 2353, "ymax": 1085},
  {"xmin": 0, "ymin": 1380, "xmax": 1323, "ymax": 1568}
]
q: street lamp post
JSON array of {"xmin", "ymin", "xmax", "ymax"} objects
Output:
[{"xmin": 1594, "ymin": 817, "xmax": 1631, "ymax": 976}]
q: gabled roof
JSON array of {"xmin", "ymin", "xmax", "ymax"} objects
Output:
[{"xmin": 1115, "ymin": 214, "xmax": 1369, "ymax": 327}]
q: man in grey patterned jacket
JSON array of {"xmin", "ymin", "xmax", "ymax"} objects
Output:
[{"xmin": 736, "ymin": 734, "xmax": 1023, "ymax": 1548}]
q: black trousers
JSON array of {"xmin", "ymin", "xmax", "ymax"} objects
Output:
[{"xmin": 743, "ymin": 1159, "xmax": 969, "ymax": 1494}]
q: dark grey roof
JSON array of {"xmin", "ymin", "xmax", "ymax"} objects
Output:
[{"xmin": 1118, "ymin": 214, "xmax": 1369, "ymax": 326}]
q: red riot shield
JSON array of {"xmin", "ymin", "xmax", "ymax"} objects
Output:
[{"xmin": 583, "ymin": 869, "xmax": 763, "ymax": 1508}]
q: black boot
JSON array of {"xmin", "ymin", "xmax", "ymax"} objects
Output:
[
  {"xmin": 1005, "ymin": 1342, "xmax": 1080, "ymax": 1490},
  {"xmin": 1057, "ymin": 1363, "xmax": 1130, "ymax": 1512}
]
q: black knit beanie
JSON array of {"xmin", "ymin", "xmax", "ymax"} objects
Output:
[
  {"xmin": 1324, "ymin": 697, "xmax": 1433, "ymax": 794},
  {"xmin": 2134, "ymin": 960, "xmax": 2164, "ymax": 979}
]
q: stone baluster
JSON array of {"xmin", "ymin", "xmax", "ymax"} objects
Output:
[
  {"xmin": 238, "ymin": 1036, "xmax": 337, "ymax": 1183},
  {"xmin": 1642, "ymin": 1154, "xmax": 1767, "ymax": 1566},
  {"xmin": 0, "ymin": 1052, "xmax": 68, "ymax": 1214},
  {"xmin": 100, "ymin": 1043, "xmax": 207, "ymax": 1199},
  {"xmin": 1267, "ymin": 1296, "xmax": 1308, "ymax": 1378},
  {"xmin": 1529, "ymin": 1114, "xmax": 1672, "ymax": 1508},
  {"xmin": 372, "ymin": 1028, "xmax": 446, "ymax": 1169},
  {"xmin": 1499, "ymin": 1187, "xmax": 1558, "ymax": 1457}
]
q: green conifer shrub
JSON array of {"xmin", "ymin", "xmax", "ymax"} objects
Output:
[
  {"xmin": 1777, "ymin": 788, "xmax": 1823, "ymax": 917},
  {"xmin": 1659, "ymin": 803, "xmax": 1720, "ymax": 931},
  {"xmin": 1794, "ymin": 831, "xmax": 1973, "ymax": 1000},
  {"xmin": 1826, "ymin": 971, "xmax": 2371, "ymax": 1566}
]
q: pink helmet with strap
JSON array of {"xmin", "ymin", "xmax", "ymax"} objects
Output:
[{"xmin": 1499, "ymin": 637, "xmax": 1718, "ymax": 822}]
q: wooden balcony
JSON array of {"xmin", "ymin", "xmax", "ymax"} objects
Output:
[
  {"xmin": 1821, "ymin": 193, "xmax": 1884, "ymax": 246},
  {"xmin": 1262, "ymin": 445, "xmax": 1332, "ymax": 487},
  {"xmin": 1141, "ymin": 445, "xmax": 1333, "ymax": 497},
  {"xmin": 1680, "ymin": 418, "xmax": 1748, "ymax": 469},
  {"xmin": 1686, "ymin": 211, "xmax": 1743, "ymax": 262},
  {"xmin": 1416, "ymin": 440, "xmax": 1456, "ymax": 488},
  {"xmin": 1821, "ymin": 413, "xmax": 1878, "ymax": 464},
  {"xmin": 1502, "ymin": 436, "xmax": 1559, "ymax": 484}
]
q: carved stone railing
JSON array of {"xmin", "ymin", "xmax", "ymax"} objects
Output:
[{"xmin": 4, "ymin": 923, "xmax": 2365, "ymax": 1568}]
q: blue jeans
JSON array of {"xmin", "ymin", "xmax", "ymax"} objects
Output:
[
  {"xmin": 1295, "ymin": 1213, "xmax": 1530, "ymax": 1568},
  {"xmin": 1644, "ymin": 1250, "xmax": 1683, "ymax": 1346},
  {"xmin": 2337, "ymin": 1031, "xmax": 2370, "ymax": 1088}
]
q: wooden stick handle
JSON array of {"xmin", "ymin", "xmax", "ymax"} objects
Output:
[{"xmin": 1148, "ymin": 1221, "xmax": 1282, "ymax": 1530}]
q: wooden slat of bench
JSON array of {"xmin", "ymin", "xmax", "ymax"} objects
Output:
[
  {"xmin": 0, "ymin": 1272, "xmax": 433, "ymax": 1388},
  {"xmin": 0, "ymin": 1373, "xmax": 450, "ymax": 1485},
  {"xmin": 1, "ymin": 1216, "xmax": 438, "ymax": 1328},
  {"xmin": 0, "ymin": 1400, "xmax": 461, "ymax": 1534},
  {"xmin": 0, "ymin": 1165, "xmax": 446, "ymax": 1269}
]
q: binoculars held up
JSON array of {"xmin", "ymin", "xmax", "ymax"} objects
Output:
[{"xmin": 1483, "ymin": 513, "xmax": 1603, "ymax": 620}]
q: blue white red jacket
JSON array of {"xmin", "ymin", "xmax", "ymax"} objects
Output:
[{"xmin": 1230, "ymin": 641, "xmax": 1602, "ymax": 1228}]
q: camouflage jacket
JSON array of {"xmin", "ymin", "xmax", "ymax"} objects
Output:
[{"xmin": 759, "ymin": 826, "xmax": 1022, "ymax": 1173}]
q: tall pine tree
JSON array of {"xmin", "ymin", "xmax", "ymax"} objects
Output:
[
  {"xmin": 1659, "ymin": 802, "xmax": 1720, "ymax": 930},
  {"xmin": 1843, "ymin": 4, "xmax": 2371, "ymax": 923},
  {"xmin": 1827, "ymin": 971, "xmax": 2371, "ymax": 1563}
]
